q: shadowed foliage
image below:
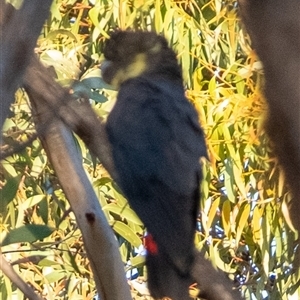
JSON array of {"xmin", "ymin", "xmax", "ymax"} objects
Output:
[{"xmin": 0, "ymin": 0, "xmax": 299, "ymax": 299}]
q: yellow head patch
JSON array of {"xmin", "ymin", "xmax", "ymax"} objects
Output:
[{"xmin": 111, "ymin": 53, "xmax": 147, "ymax": 89}]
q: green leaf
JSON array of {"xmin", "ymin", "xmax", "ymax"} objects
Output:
[
  {"xmin": 1, "ymin": 161, "xmax": 18, "ymax": 177},
  {"xmin": 252, "ymin": 206, "xmax": 262, "ymax": 243},
  {"xmin": 93, "ymin": 177, "xmax": 112, "ymax": 187},
  {"xmin": 224, "ymin": 159, "xmax": 236, "ymax": 203},
  {"xmin": 210, "ymin": 242, "xmax": 236, "ymax": 273},
  {"xmin": 103, "ymin": 203, "xmax": 143, "ymax": 226},
  {"xmin": 235, "ymin": 203, "xmax": 250, "ymax": 245},
  {"xmin": 21, "ymin": 195, "xmax": 46, "ymax": 210},
  {"xmin": 0, "ymin": 175, "xmax": 21, "ymax": 214},
  {"xmin": 88, "ymin": 7, "xmax": 110, "ymax": 38},
  {"xmin": 130, "ymin": 255, "xmax": 145, "ymax": 268},
  {"xmin": 1, "ymin": 225, "xmax": 54, "ymax": 246},
  {"xmin": 206, "ymin": 197, "xmax": 220, "ymax": 231},
  {"xmin": 112, "ymin": 221, "xmax": 142, "ymax": 248},
  {"xmin": 39, "ymin": 258, "xmax": 61, "ymax": 267},
  {"xmin": 71, "ymin": 77, "xmax": 110, "ymax": 102},
  {"xmin": 154, "ymin": 0, "xmax": 162, "ymax": 32},
  {"xmin": 71, "ymin": 80, "xmax": 91, "ymax": 97},
  {"xmin": 30, "ymin": 153, "xmax": 47, "ymax": 178},
  {"xmin": 90, "ymin": 91, "xmax": 108, "ymax": 103},
  {"xmin": 2, "ymin": 118, "xmax": 15, "ymax": 131},
  {"xmin": 44, "ymin": 270, "xmax": 67, "ymax": 283},
  {"xmin": 39, "ymin": 197, "xmax": 49, "ymax": 225},
  {"xmin": 222, "ymin": 200, "xmax": 231, "ymax": 237},
  {"xmin": 110, "ymin": 183, "xmax": 129, "ymax": 207},
  {"xmin": 46, "ymin": 29, "xmax": 78, "ymax": 42},
  {"xmin": 232, "ymin": 160, "xmax": 246, "ymax": 199},
  {"xmin": 81, "ymin": 75, "xmax": 112, "ymax": 90}
]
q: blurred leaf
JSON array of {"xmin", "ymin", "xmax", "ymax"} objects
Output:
[
  {"xmin": 39, "ymin": 196, "xmax": 49, "ymax": 224},
  {"xmin": 80, "ymin": 69, "xmax": 113, "ymax": 89},
  {"xmin": 1, "ymin": 225, "xmax": 54, "ymax": 246},
  {"xmin": 21, "ymin": 195, "xmax": 46, "ymax": 210},
  {"xmin": 282, "ymin": 196, "xmax": 296, "ymax": 232},
  {"xmin": 90, "ymin": 91, "xmax": 109, "ymax": 103},
  {"xmin": 222, "ymin": 200, "xmax": 231, "ymax": 237},
  {"xmin": 232, "ymin": 160, "xmax": 247, "ymax": 199},
  {"xmin": 252, "ymin": 206, "xmax": 262, "ymax": 243},
  {"xmin": 0, "ymin": 175, "xmax": 21, "ymax": 214},
  {"xmin": 210, "ymin": 242, "xmax": 236, "ymax": 273},
  {"xmin": 103, "ymin": 203, "xmax": 143, "ymax": 226},
  {"xmin": 154, "ymin": 0, "xmax": 162, "ymax": 32},
  {"xmin": 46, "ymin": 29, "xmax": 78, "ymax": 41},
  {"xmin": 224, "ymin": 159, "xmax": 236, "ymax": 203},
  {"xmin": 113, "ymin": 221, "xmax": 142, "ymax": 248},
  {"xmin": 236, "ymin": 203, "xmax": 250, "ymax": 245},
  {"xmin": 1, "ymin": 161, "xmax": 18, "ymax": 177},
  {"xmin": 110, "ymin": 183, "xmax": 129, "ymax": 207},
  {"xmin": 39, "ymin": 258, "xmax": 60, "ymax": 267},
  {"xmin": 93, "ymin": 177, "xmax": 112, "ymax": 187},
  {"xmin": 206, "ymin": 197, "xmax": 220, "ymax": 232},
  {"xmin": 30, "ymin": 153, "xmax": 47, "ymax": 177},
  {"xmin": 130, "ymin": 255, "xmax": 145, "ymax": 268},
  {"xmin": 44, "ymin": 270, "xmax": 67, "ymax": 283}
]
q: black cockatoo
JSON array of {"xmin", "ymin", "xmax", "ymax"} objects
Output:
[{"xmin": 101, "ymin": 30, "xmax": 207, "ymax": 300}]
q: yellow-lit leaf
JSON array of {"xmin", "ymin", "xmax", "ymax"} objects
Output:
[
  {"xmin": 233, "ymin": 160, "xmax": 247, "ymax": 199},
  {"xmin": 206, "ymin": 197, "xmax": 220, "ymax": 232},
  {"xmin": 112, "ymin": 221, "xmax": 142, "ymax": 248},
  {"xmin": 224, "ymin": 160, "xmax": 236, "ymax": 203},
  {"xmin": 252, "ymin": 206, "xmax": 262, "ymax": 243},
  {"xmin": 222, "ymin": 200, "xmax": 231, "ymax": 237},
  {"xmin": 235, "ymin": 203, "xmax": 250, "ymax": 244},
  {"xmin": 282, "ymin": 196, "xmax": 296, "ymax": 232},
  {"xmin": 103, "ymin": 203, "xmax": 143, "ymax": 226}
]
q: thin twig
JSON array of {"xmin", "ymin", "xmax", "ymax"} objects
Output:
[{"xmin": 0, "ymin": 251, "xmax": 45, "ymax": 300}]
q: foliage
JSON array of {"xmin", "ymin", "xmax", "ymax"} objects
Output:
[{"xmin": 1, "ymin": 0, "xmax": 299, "ymax": 299}]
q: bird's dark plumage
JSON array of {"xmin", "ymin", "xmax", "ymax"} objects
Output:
[{"xmin": 102, "ymin": 30, "xmax": 207, "ymax": 300}]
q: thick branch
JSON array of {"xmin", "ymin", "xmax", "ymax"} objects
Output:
[
  {"xmin": 24, "ymin": 56, "xmax": 117, "ymax": 179},
  {"xmin": 25, "ymin": 83, "xmax": 132, "ymax": 300},
  {"xmin": 238, "ymin": 0, "xmax": 300, "ymax": 264},
  {"xmin": 192, "ymin": 252, "xmax": 242, "ymax": 300},
  {"xmin": 0, "ymin": 0, "xmax": 52, "ymax": 129}
]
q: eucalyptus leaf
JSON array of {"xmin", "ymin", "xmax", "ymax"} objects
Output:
[
  {"xmin": 1, "ymin": 225, "xmax": 54, "ymax": 246},
  {"xmin": 112, "ymin": 221, "xmax": 142, "ymax": 248},
  {"xmin": 0, "ymin": 175, "xmax": 21, "ymax": 213}
]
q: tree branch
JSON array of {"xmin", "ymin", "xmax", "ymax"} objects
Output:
[
  {"xmin": 192, "ymin": 252, "xmax": 242, "ymax": 300},
  {"xmin": 0, "ymin": 251, "xmax": 45, "ymax": 300},
  {"xmin": 0, "ymin": 0, "xmax": 52, "ymax": 129},
  {"xmin": 25, "ymin": 68, "xmax": 132, "ymax": 300},
  {"xmin": 24, "ymin": 56, "xmax": 117, "ymax": 180},
  {"xmin": 238, "ymin": 0, "xmax": 300, "ymax": 265}
]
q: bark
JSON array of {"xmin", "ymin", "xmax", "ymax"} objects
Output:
[
  {"xmin": 24, "ymin": 56, "xmax": 117, "ymax": 179},
  {"xmin": 0, "ymin": 250, "xmax": 45, "ymax": 300},
  {"xmin": 0, "ymin": 0, "xmax": 52, "ymax": 129},
  {"xmin": 25, "ymin": 61, "xmax": 132, "ymax": 300},
  {"xmin": 0, "ymin": 2, "xmax": 51, "ymax": 299},
  {"xmin": 192, "ymin": 252, "xmax": 242, "ymax": 300},
  {"xmin": 238, "ymin": 0, "xmax": 300, "ymax": 266}
]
